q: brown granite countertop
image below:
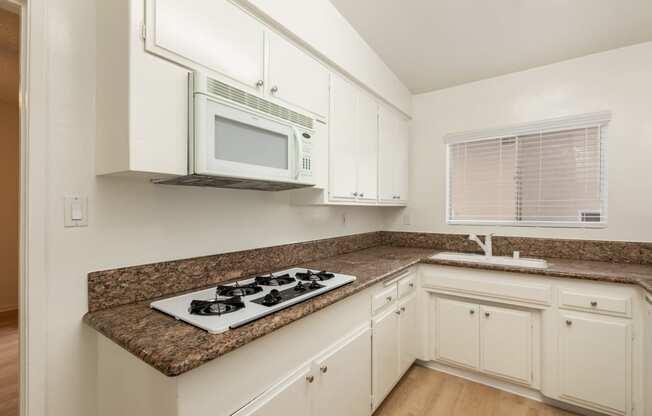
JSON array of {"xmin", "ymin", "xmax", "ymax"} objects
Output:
[
  {"xmin": 83, "ymin": 245, "xmax": 652, "ymax": 377},
  {"xmin": 83, "ymin": 246, "xmax": 436, "ymax": 377}
]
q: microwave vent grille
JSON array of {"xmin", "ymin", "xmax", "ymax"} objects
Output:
[{"xmin": 206, "ymin": 78, "xmax": 313, "ymax": 129}]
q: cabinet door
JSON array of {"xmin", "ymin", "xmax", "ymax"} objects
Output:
[
  {"xmin": 558, "ymin": 313, "xmax": 631, "ymax": 415},
  {"xmin": 395, "ymin": 117, "xmax": 409, "ymax": 203},
  {"xmin": 356, "ymin": 93, "xmax": 379, "ymax": 202},
  {"xmin": 480, "ymin": 306, "xmax": 532, "ymax": 385},
  {"xmin": 313, "ymin": 326, "xmax": 371, "ymax": 416},
  {"xmin": 329, "ymin": 76, "xmax": 358, "ymax": 201},
  {"xmin": 372, "ymin": 306, "xmax": 400, "ymax": 409},
  {"xmin": 267, "ymin": 31, "xmax": 330, "ymax": 118},
  {"xmin": 435, "ymin": 298, "xmax": 480, "ymax": 370},
  {"xmin": 146, "ymin": 0, "xmax": 264, "ymax": 94},
  {"xmin": 398, "ymin": 294, "xmax": 418, "ymax": 375},
  {"xmin": 378, "ymin": 106, "xmax": 397, "ymax": 203},
  {"xmin": 232, "ymin": 366, "xmax": 313, "ymax": 416}
]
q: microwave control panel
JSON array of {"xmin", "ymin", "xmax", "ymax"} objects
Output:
[{"xmin": 299, "ymin": 131, "xmax": 314, "ymax": 177}]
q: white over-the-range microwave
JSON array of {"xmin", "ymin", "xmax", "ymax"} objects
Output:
[{"xmin": 155, "ymin": 72, "xmax": 317, "ymax": 191}]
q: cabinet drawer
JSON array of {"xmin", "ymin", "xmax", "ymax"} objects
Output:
[
  {"xmin": 397, "ymin": 274, "xmax": 416, "ymax": 299},
  {"xmin": 372, "ymin": 285, "xmax": 398, "ymax": 314},
  {"xmin": 559, "ymin": 290, "xmax": 632, "ymax": 318}
]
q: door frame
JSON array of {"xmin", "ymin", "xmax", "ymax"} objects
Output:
[{"xmin": 3, "ymin": 0, "xmax": 49, "ymax": 415}]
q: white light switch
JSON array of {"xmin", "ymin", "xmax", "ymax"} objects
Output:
[{"xmin": 65, "ymin": 196, "xmax": 88, "ymax": 227}]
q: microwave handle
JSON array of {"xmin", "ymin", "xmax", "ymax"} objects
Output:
[{"xmin": 294, "ymin": 127, "xmax": 303, "ymax": 179}]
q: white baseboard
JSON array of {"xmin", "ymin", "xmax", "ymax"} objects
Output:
[{"xmin": 416, "ymin": 361, "xmax": 608, "ymax": 416}]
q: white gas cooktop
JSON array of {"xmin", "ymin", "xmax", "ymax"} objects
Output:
[{"xmin": 150, "ymin": 268, "xmax": 356, "ymax": 334}]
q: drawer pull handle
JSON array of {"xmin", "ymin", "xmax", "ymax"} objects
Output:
[
  {"xmin": 408, "ymin": 282, "xmax": 415, "ymax": 288},
  {"xmin": 320, "ymin": 365, "xmax": 328, "ymax": 374},
  {"xmin": 590, "ymin": 301, "xmax": 598, "ymax": 307},
  {"xmin": 469, "ymin": 310, "xmax": 475, "ymax": 315},
  {"xmin": 306, "ymin": 375, "xmax": 314, "ymax": 383},
  {"xmin": 566, "ymin": 320, "xmax": 573, "ymax": 326},
  {"xmin": 386, "ymin": 296, "xmax": 393, "ymax": 302}
]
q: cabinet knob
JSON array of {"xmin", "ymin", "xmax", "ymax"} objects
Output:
[
  {"xmin": 485, "ymin": 312, "xmax": 491, "ymax": 318},
  {"xmin": 409, "ymin": 282, "xmax": 414, "ymax": 288},
  {"xmin": 401, "ymin": 307, "xmax": 406, "ymax": 312},
  {"xmin": 255, "ymin": 79, "xmax": 264, "ymax": 88},
  {"xmin": 395, "ymin": 310, "xmax": 401, "ymax": 315},
  {"xmin": 566, "ymin": 320, "xmax": 573, "ymax": 326},
  {"xmin": 359, "ymin": 193, "xmax": 365, "ymax": 198},
  {"xmin": 352, "ymin": 192, "xmax": 359, "ymax": 197},
  {"xmin": 306, "ymin": 375, "xmax": 314, "ymax": 383},
  {"xmin": 386, "ymin": 296, "xmax": 393, "ymax": 302},
  {"xmin": 590, "ymin": 301, "xmax": 598, "ymax": 307},
  {"xmin": 320, "ymin": 365, "xmax": 328, "ymax": 374},
  {"xmin": 271, "ymin": 85, "xmax": 279, "ymax": 93},
  {"xmin": 469, "ymin": 309, "xmax": 475, "ymax": 315}
]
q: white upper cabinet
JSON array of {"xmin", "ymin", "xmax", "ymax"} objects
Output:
[
  {"xmin": 329, "ymin": 76, "xmax": 358, "ymax": 201},
  {"xmin": 145, "ymin": 0, "xmax": 265, "ymax": 94},
  {"xmin": 355, "ymin": 93, "xmax": 379, "ymax": 202},
  {"xmin": 480, "ymin": 306, "xmax": 533, "ymax": 385},
  {"xmin": 557, "ymin": 313, "xmax": 631, "ymax": 415},
  {"xmin": 329, "ymin": 75, "xmax": 380, "ymax": 203},
  {"xmin": 267, "ymin": 31, "xmax": 330, "ymax": 118},
  {"xmin": 378, "ymin": 107, "xmax": 409, "ymax": 204}
]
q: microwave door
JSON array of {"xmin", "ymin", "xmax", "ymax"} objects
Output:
[{"xmin": 196, "ymin": 98, "xmax": 296, "ymax": 181}]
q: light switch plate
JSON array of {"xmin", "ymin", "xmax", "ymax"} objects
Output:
[{"xmin": 64, "ymin": 196, "xmax": 88, "ymax": 227}]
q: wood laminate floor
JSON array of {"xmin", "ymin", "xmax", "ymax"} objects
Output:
[
  {"xmin": 374, "ymin": 366, "xmax": 578, "ymax": 416},
  {"xmin": 0, "ymin": 310, "xmax": 18, "ymax": 416}
]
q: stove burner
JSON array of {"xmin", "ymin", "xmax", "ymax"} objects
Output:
[
  {"xmin": 255, "ymin": 273, "xmax": 295, "ymax": 287},
  {"xmin": 295, "ymin": 270, "xmax": 335, "ymax": 282},
  {"xmin": 189, "ymin": 296, "xmax": 245, "ymax": 316},
  {"xmin": 260, "ymin": 289, "xmax": 282, "ymax": 306},
  {"xmin": 216, "ymin": 282, "xmax": 263, "ymax": 297}
]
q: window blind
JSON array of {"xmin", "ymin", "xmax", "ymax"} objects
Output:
[{"xmin": 447, "ymin": 124, "xmax": 606, "ymax": 227}]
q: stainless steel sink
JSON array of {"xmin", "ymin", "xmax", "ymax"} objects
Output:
[{"xmin": 430, "ymin": 252, "xmax": 548, "ymax": 269}]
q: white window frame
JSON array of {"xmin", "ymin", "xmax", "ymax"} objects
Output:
[{"xmin": 444, "ymin": 111, "xmax": 610, "ymax": 228}]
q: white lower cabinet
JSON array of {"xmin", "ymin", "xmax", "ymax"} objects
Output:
[
  {"xmin": 435, "ymin": 298, "xmax": 480, "ymax": 370},
  {"xmin": 232, "ymin": 365, "xmax": 313, "ymax": 416},
  {"xmin": 557, "ymin": 313, "xmax": 631, "ymax": 415},
  {"xmin": 480, "ymin": 306, "xmax": 533, "ymax": 385},
  {"xmin": 372, "ymin": 306, "xmax": 400, "ymax": 409},
  {"xmin": 313, "ymin": 326, "xmax": 372, "ymax": 416},
  {"xmin": 398, "ymin": 294, "xmax": 418, "ymax": 375},
  {"xmin": 234, "ymin": 324, "xmax": 371, "ymax": 416},
  {"xmin": 435, "ymin": 297, "xmax": 535, "ymax": 385}
]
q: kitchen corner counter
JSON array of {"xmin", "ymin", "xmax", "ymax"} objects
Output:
[
  {"xmin": 83, "ymin": 244, "xmax": 652, "ymax": 377},
  {"xmin": 83, "ymin": 246, "xmax": 436, "ymax": 377}
]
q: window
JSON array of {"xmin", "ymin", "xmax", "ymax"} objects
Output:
[{"xmin": 446, "ymin": 112, "xmax": 609, "ymax": 227}]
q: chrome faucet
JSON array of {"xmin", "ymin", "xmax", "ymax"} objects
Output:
[{"xmin": 468, "ymin": 233, "xmax": 494, "ymax": 257}]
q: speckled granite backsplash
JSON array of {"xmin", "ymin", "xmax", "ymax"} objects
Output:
[
  {"xmin": 88, "ymin": 231, "xmax": 652, "ymax": 313},
  {"xmin": 88, "ymin": 232, "xmax": 382, "ymax": 312},
  {"xmin": 381, "ymin": 232, "xmax": 652, "ymax": 264}
]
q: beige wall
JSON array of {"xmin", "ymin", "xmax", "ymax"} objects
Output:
[
  {"xmin": 0, "ymin": 8, "xmax": 19, "ymax": 312},
  {"xmin": 387, "ymin": 41, "xmax": 652, "ymax": 242}
]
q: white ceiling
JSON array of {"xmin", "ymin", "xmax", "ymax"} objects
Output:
[{"xmin": 329, "ymin": 0, "xmax": 652, "ymax": 93}]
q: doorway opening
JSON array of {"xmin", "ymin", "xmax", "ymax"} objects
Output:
[{"xmin": 0, "ymin": 2, "xmax": 20, "ymax": 415}]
